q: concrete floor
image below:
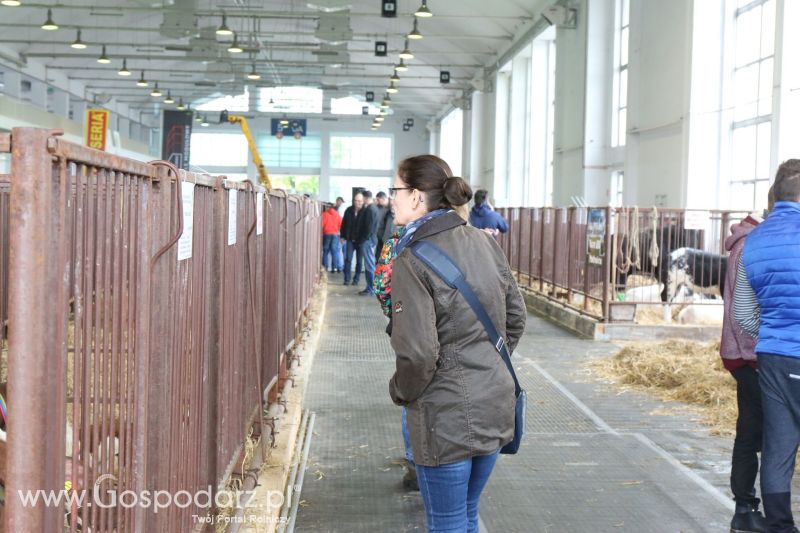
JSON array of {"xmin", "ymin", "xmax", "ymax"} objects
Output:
[{"xmin": 292, "ymin": 277, "xmax": 793, "ymax": 533}]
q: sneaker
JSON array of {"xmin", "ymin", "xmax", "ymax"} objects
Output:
[
  {"xmin": 730, "ymin": 507, "xmax": 767, "ymax": 533},
  {"xmin": 358, "ymin": 289, "xmax": 373, "ymax": 296},
  {"xmin": 351, "ymin": 280, "xmax": 359, "ymax": 286},
  {"xmin": 343, "ymin": 280, "xmax": 351, "ymax": 285},
  {"xmin": 402, "ymin": 462, "xmax": 419, "ymax": 492}
]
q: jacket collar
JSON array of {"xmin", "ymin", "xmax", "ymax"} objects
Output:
[
  {"xmin": 772, "ymin": 201, "xmax": 800, "ymax": 215},
  {"xmin": 409, "ymin": 211, "xmax": 466, "ymax": 245}
]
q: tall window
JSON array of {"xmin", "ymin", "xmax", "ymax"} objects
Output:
[
  {"xmin": 610, "ymin": 171, "xmax": 624, "ymax": 207},
  {"xmin": 728, "ymin": 0, "xmax": 775, "ymax": 210},
  {"xmin": 329, "ymin": 135, "xmax": 393, "ymax": 170},
  {"xmin": 195, "ymin": 88, "xmax": 250, "ymax": 113},
  {"xmin": 439, "ymin": 108, "xmax": 464, "ymax": 176},
  {"xmin": 257, "ymin": 133, "xmax": 322, "ymax": 168},
  {"xmin": 257, "ymin": 87, "xmax": 323, "ymax": 114},
  {"xmin": 330, "ymin": 96, "xmax": 380, "ymax": 115},
  {"xmin": 611, "ymin": 0, "xmax": 630, "ymax": 147}
]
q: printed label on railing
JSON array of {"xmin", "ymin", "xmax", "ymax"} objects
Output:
[
  {"xmin": 684, "ymin": 210, "xmax": 710, "ymax": 231},
  {"xmin": 228, "ymin": 190, "xmax": 237, "ymax": 245},
  {"xmin": 256, "ymin": 192, "xmax": 264, "ymax": 236},
  {"xmin": 178, "ymin": 183, "xmax": 195, "ymax": 261}
]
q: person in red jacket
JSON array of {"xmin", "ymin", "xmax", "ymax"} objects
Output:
[{"xmin": 322, "ymin": 203, "xmax": 343, "ymax": 273}]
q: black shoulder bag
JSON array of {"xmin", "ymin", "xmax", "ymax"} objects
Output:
[{"xmin": 410, "ymin": 240, "xmax": 525, "ymax": 454}]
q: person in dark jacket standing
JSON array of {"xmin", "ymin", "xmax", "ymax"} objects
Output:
[
  {"xmin": 355, "ymin": 190, "xmax": 380, "ymax": 295},
  {"xmin": 340, "ymin": 193, "xmax": 363, "ymax": 285},
  {"xmin": 388, "ymin": 155, "xmax": 526, "ymax": 533},
  {"xmin": 735, "ymin": 160, "xmax": 800, "ymax": 533},
  {"xmin": 469, "ymin": 189, "xmax": 508, "ymax": 238},
  {"xmin": 721, "ymin": 208, "xmax": 768, "ymax": 533},
  {"xmin": 375, "ymin": 192, "xmax": 395, "ymax": 260}
]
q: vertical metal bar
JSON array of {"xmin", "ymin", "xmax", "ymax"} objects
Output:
[
  {"xmin": 6, "ymin": 128, "xmax": 69, "ymax": 532},
  {"xmin": 602, "ymin": 206, "xmax": 612, "ymax": 322}
]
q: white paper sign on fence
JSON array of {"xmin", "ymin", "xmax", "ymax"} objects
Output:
[
  {"xmin": 228, "ymin": 190, "xmax": 237, "ymax": 245},
  {"xmin": 177, "ymin": 183, "xmax": 195, "ymax": 261},
  {"xmin": 256, "ymin": 192, "xmax": 264, "ymax": 235},
  {"xmin": 684, "ymin": 210, "xmax": 710, "ymax": 230}
]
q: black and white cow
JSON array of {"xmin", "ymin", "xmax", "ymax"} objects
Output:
[
  {"xmin": 615, "ymin": 226, "xmax": 704, "ymax": 302},
  {"xmin": 666, "ymin": 247, "xmax": 728, "ymax": 302}
]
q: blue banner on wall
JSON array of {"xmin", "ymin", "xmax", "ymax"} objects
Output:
[{"xmin": 271, "ymin": 118, "xmax": 307, "ymax": 139}]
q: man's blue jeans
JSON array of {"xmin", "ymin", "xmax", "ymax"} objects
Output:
[
  {"xmin": 343, "ymin": 241, "xmax": 360, "ymax": 283},
  {"xmin": 758, "ymin": 353, "xmax": 800, "ymax": 532},
  {"xmin": 321, "ymin": 234, "xmax": 339, "ymax": 271},
  {"xmin": 416, "ymin": 450, "xmax": 500, "ymax": 533},
  {"xmin": 358, "ymin": 239, "xmax": 377, "ymax": 292},
  {"xmin": 333, "ymin": 237, "xmax": 343, "ymax": 270}
]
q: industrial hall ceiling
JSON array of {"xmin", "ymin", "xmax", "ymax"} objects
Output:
[{"xmin": 0, "ymin": 0, "xmax": 545, "ymax": 118}]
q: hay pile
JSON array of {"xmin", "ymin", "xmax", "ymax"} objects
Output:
[{"xmin": 588, "ymin": 339, "xmax": 737, "ymax": 435}]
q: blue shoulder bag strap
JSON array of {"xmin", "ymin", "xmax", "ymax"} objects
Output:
[{"xmin": 410, "ymin": 240, "xmax": 521, "ymax": 397}]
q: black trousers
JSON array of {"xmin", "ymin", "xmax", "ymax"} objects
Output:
[{"xmin": 730, "ymin": 365, "xmax": 763, "ymax": 508}]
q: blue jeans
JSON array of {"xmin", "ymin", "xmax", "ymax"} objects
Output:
[
  {"xmin": 333, "ymin": 238, "xmax": 344, "ymax": 270},
  {"xmin": 758, "ymin": 353, "xmax": 800, "ymax": 531},
  {"xmin": 322, "ymin": 234, "xmax": 339, "ymax": 271},
  {"xmin": 343, "ymin": 241, "xmax": 360, "ymax": 283},
  {"xmin": 401, "ymin": 407, "xmax": 413, "ymax": 462},
  {"xmin": 416, "ymin": 450, "xmax": 499, "ymax": 533},
  {"xmin": 359, "ymin": 239, "xmax": 377, "ymax": 293}
]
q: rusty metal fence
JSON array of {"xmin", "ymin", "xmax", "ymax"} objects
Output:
[
  {"xmin": 496, "ymin": 206, "xmax": 750, "ymax": 322},
  {"xmin": 0, "ymin": 128, "xmax": 321, "ymax": 532}
]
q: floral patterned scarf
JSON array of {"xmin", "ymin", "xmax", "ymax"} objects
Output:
[{"xmin": 372, "ymin": 209, "xmax": 451, "ymax": 317}]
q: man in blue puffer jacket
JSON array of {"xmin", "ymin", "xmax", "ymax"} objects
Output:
[
  {"xmin": 735, "ymin": 159, "xmax": 800, "ymax": 533},
  {"xmin": 468, "ymin": 189, "xmax": 508, "ymax": 238}
]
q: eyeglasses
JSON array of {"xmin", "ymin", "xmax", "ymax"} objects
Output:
[{"xmin": 389, "ymin": 187, "xmax": 413, "ymax": 198}]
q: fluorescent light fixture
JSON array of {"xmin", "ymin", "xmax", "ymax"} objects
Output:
[
  {"xmin": 395, "ymin": 59, "xmax": 408, "ymax": 72},
  {"xmin": 414, "ymin": 0, "xmax": 432, "ymax": 18},
  {"xmin": 386, "ymin": 82, "xmax": 398, "ymax": 94},
  {"xmin": 1, "ymin": 0, "xmax": 22, "ymax": 6},
  {"xmin": 41, "ymin": 9, "xmax": 58, "ymax": 30},
  {"xmin": 216, "ymin": 14, "xmax": 233, "ymax": 36},
  {"xmin": 118, "ymin": 58, "xmax": 131, "ymax": 76},
  {"xmin": 136, "ymin": 71, "xmax": 148, "ymax": 87},
  {"xmin": 227, "ymin": 34, "xmax": 243, "ymax": 53},
  {"xmin": 176, "ymin": 98, "xmax": 186, "ymax": 110},
  {"xmin": 71, "ymin": 29, "xmax": 87, "ymax": 49},
  {"xmin": 97, "ymin": 45, "xmax": 110, "ymax": 64},
  {"xmin": 407, "ymin": 18, "xmax": 422, "ymax": 40},
  {"xmin": 246, "ymin": 64, "xmax": 261, "ymax": 80},
  {"xmin": 399, "ymin": 40, "xmax": 413, "ymax": 59},
  {"xmin": 150, "ymin": 82, "xmax": 162, "ymax": 97},
  {"xmin": 390, "ymin": 69, "xmax": 400, "ymax": 83},
  {"xmin": 163, "ymin": 91, "xmax": 174, "ymax": 104}
]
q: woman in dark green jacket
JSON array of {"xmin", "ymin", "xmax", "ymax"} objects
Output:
[{"xmin": 387, "ymin": 155, "xmax": 526, "ymax": 533}]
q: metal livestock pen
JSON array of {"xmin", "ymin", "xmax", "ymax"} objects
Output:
[
  {"xmin": 495, "ymin": 206, "xmax": 751, "ymax": 322},
  {"xmin": 0, "ymin": 128, "xmax": 322, "ymax": 532}
]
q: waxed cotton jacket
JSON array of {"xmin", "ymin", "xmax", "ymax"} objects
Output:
[{"xmin": 389, "ymin": 211, "xmax": 527, "ymax": 466}]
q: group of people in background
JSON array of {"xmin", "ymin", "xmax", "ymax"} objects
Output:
[{"xmin": 323, "ymin": 185, "xmax": 511, "ymax": 295}]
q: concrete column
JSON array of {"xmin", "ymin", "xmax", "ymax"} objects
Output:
[{"xmin": 319, "ymin": 131, "xmax": 331, "ymax": 201}]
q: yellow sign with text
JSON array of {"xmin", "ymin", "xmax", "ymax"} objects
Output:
[{"xmin": 85, "ymin": 108, "xmax": 109, "ymax": 151}]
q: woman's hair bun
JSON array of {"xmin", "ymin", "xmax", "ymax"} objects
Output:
[{"xmin": 442, "ymin": 176, "xmax": 473, "ymax": 207}]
